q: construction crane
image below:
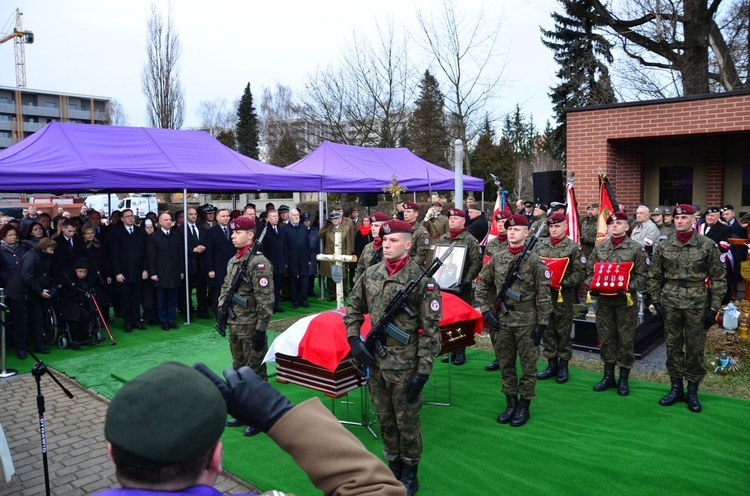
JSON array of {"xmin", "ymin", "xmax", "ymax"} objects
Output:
[{"xmin": 0, "ymin": 8, "xmax": 33, "ymax": 87}]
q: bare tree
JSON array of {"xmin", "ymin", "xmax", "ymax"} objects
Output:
[
  {"xmin": 197, "ymin": 97, "xmax": 237, "ymax": 137},
  {"xmin": 103, "ymin": 99, "xmax": 128, "ymax": 125},
  {"xmin": 259, "ymin": 83, "xmax": 298, "ymax": 158},
  {"xmin": 141, "ymin": 3, "xmax": 185, "ymax": 129},
  {"xmin": 416, "ymin": 0, "xmax": 508, "ymax": 175}
]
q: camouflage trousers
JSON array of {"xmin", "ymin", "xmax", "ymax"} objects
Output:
[
  {"xmin": 368, "ymin": 366, "xmax": 423, "ymax": 465},
  {"xmin": 595, "ymin": 299, "xmax": 637, "ymax": 369},
  {"xmin": 664, "ymin": 305, "xmax": 707, "ymax": 382},
  {"xmin": 542, "ymin": 292, "xmax": 574, "ymax": 360},
  {"xmin": 229, "ymin": 323, "xmax": 268, "ymax": 381},
  {"xmin": 494, "ymin": 323, "xmax": 539, "ymax": 399}
]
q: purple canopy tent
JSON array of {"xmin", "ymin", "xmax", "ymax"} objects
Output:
[
  {"xmin": 0, "ymin": 122, "xmax": 321, "ymax": 192},
  {"xmin": 284, "ymin": 141, "xmax": 485, "ymax": 192}
]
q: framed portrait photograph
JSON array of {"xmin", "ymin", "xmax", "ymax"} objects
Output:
[{"xmin": 433, "ymin": 244, "xmax": 467, "ymax": 292}]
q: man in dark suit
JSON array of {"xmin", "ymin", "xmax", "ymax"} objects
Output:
[
  {"xmin": 52, "ymin": 219, "xmax": 89, "ymax": 277},
  {"xmin": 180, "ymin": 207, "xmax": 210, "ymax": 319},
  {"xmin": 109, "ymin": 209, "xmax": 148, "ymax": 332},
  {"xmin": 284, "ymin": 208, "xmax": 311, "ymax": 309},
  {"xmin": 697, "ymin": 207, "xmax": 730, "ymax": 243},
  {"xmin": 204, "ymin": 208, "xmax": 234, "ymax": 316},
  {"xmin": 147, "ymin": 212, "xmax": 184, "ymax": 330},
  {"xmin": 263, "ymin": 209, "xmax": 287, "ymax": 313}
]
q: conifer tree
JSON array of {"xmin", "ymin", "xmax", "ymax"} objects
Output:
[
  {"xmin": 405, "ymin": 70, "xmax": 450, "ymax": 168},
  {"xmin": 236, "ymin": 83, "xmax": 260, "ymax": 159},
  {"xmin": 270, "ymin": 132, "xmax": 302, "ymax": 166}
]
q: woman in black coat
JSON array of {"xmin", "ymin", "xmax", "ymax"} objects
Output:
[
  {"xmin": 58, "ymin": 260, "xmax": 95, "ymax": 348},
  {"xmin": 82, "ymin": 223, "xmax": 113, "ymax": 322},
  {"xmin": 19, "ymin": 222, "xmax": 44, "ymax": 257},
  {"xmin": 0, "ymin": 224, "xmax": 22, "ymax": 289}
]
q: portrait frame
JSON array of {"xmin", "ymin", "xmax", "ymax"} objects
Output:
[{"xmin": 433, "ymin": 243, "xmax": 467, "ymax": 292}]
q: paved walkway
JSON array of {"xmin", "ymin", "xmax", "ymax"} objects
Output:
[{"xmin": 1, "ymin": 370, "xmax": 258, "ymax": 495}]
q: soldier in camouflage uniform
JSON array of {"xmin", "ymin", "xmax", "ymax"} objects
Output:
[
  {"xmin": 483, "ymin": 210, "xmax": 511, "ymax": 372},
  {"xmin": 579, "ymin": 202, "xmax": 599, "ymax": 259},
  {"xmin": 647, "ymin": 204, "xmax": 726, "ymax": 413},
  {"xmin": 344, "ymin": 219, "xmax": 442, "ymax": 496},
  {"xmin": 534, "ymin": 213, "xmax": 586, "ymax": 384},
  {"xmin": 422, "ymin": 200, "xmax": 449, "ymax": 246},
  {"xmin": 651, "ymin": 207, "xmax": 675, "ymax": 239},
  {"xmin": 584, "ymin": 212, "xmax": 648, "ymax": 396},
  {"xmin": 355, "ymin": 212, "xmax": 389, "ymax": 282},
  {"xmin": 318, "ymin": 211, "xmax": 352, "ymax": 300},
  {"xmin": 529, "ymin": 204, "xmax": 549, "ymax": 238},
  {"xmin": 218, "ymin": 216, "xmax": 275, "ymax": 436},
  {"xmin": 476, "ymin": 214, "xmax": 552, "ymax": 427},
  {"xmin": 402, "ymin": 201, "xmax": 431, "ymax": 267},
  {"xmin": 437, "ymin": 208, "xmax": 482, "ymax": 366}
]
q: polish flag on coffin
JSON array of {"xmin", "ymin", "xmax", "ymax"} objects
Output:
[{"xmin": 263, "ymin": 292, "xmax": 483, "ymax": 372}]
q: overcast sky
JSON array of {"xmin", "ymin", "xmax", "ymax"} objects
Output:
[{"xmin": 1, "ymin": 0, "xmax": 560, "ymax": 131}]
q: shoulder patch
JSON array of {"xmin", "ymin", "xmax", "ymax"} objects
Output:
[
  {"xmin": 581, "ymin": 256, "xmax": 587, "ymax": 264},
  {"xmin": 427, "ymin": 283, "xmax": 435, "ymax": 291},
  {"xmin": 544, "ymin": 270, "xmax": 551, "ymax": 279},
  {"xmin": 257, "ymin": 263, "xmax": 265, "ymax": 270},
  {"xmin": 645, "ymin": 258, "xmax": 651, "ymax": 266},
  {"xmin": 424, "ymin": 238, "xmax": 430, "ymax": 245},
  {"xmin": 430, "ymin": 299, "xmax": 440, "ymax": 312},
  {"xmin": 259, "ymin": 277, "xmax": 269, "ymax": 287}
]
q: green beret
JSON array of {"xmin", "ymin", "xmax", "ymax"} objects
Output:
[{"xmin": 105, "ymin": 362, "xmax": 227, "ymax": 467}]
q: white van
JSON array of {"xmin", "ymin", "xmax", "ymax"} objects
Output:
[
  {"xmin": 118, "ymin": 194, "xmax": 159, "ymax": 218},
  {"xmin": 85, "ymin": 194, "xmax": 116, "ymax": 217}
]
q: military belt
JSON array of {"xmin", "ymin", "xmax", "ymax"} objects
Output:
[
  {"xmin": 505, "ymin": 300, "xmax": 534, "ymax": 311},
  {"xmin": 665, "ymin": 279, "xmax": 705, "ymax": 288}
]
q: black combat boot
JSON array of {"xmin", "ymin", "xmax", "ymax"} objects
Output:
[
  {"xmin": 388, "ymin": 458, "xmax": 404, "ymax": 480},
  {"xmin": 536, "ymin": 357, "xmax": 559, "ymax": 380},
  {"xmin": 453, "ymin": 347, "xmax": 466, "ymax": 366},
  {"xmin": 685, "ymin": 380, "xmax": 702, "ymax": 413},
  {"xmin": 441, "ymin": 351, "xmax": 456, "ymax": 363},
  {"xmin": 485, "ymin": 359, "xmax": 500, "ymax": 371},
  {"xmin": 497, "ymin": 394, "xmax": 518, "ymax": 424},
  {"xmin": 617, "ymin": 367, "xmax": 630, "ymax": 396},
  {"xmin": 401, "ymin": 463, "xmax": 419, "ymax": 496},
  {"xmin": 658, "ymin": 377, "xmax": 684, "ymax": 406},
  {"xmin": 593, "ymin": 363, "xmax": 617, "ymax": 392},
  {"xmin": 556, "ymin": 359, "xmax": 569, "ymax": 384},
  {"xmin": 510, "ymin": 398, "xmax": 531, "ymax": 427}
]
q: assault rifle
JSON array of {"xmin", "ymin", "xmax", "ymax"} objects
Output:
[
  {"xmin": 363, "ymin": 244, "xmax": 455, "ymax": 359},
  {"xmin": 215, "ymin": 225, "xmax": 267, "ymax": 337},
  {"xmin": 494, "ymin": 221, "xmax": 545, "ymax": 315}
]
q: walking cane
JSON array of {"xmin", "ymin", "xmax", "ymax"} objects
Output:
[{"xmin": 89, "ymin": 292, "xmax": 116, "ymax": 345}]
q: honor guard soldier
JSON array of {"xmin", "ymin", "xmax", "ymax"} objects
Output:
[
  {"xmin": 533, "ymin": 213, "xmax": 586, "ymax": 383},
  {"xmin": 344, "ymin": 219, "xmax": 442, "ymax": 496},
  {"xmin": 647, "ymin": 204, "xmax": 726, "ymax": 413},
  {"xmin": 355, "ymin": 212, "xmax": 390, "ymax": 282},
  {"xmin": 437, "ymin": 208, "xmax": 482, "ymax": 366},
  {"xmin": 402, "ymin": 201, "xmax": 431, "ymax": 267},
  {"xmin": 475, "ymin": 214, "xmax": 552, "ymax": 427},
  {"xmin": 584, "ymin": 211, "xmax": 648, "ymax": 396},
  {"xmin": 580, "ymin": 203, "xmax": 599, "ymax": 259},
  {"xmin": 483, "ymin": 210, "xmax": 512, "ymax": 372},
  {"xmin": 218, "ymin": 216, "xmax": 275, "ymax": 437},
  {"xmin": 319, "ymin": 211, "xmax": 352, "ymax": 300},
  {"xmin": 422, "ymin": 200, "xmax": 449, "ymax": 245}
]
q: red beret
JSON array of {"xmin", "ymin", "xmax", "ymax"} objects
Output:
[
  {"xmin": 673, "ymin": 204, "xmax": 695, "ymax": 215},
  {"xmin": 230, "ymin": 217, "xmax": 255, "ymax": 231},
  {"xmin": 606, "ymin": 211, "xmax": 629, "ymax": 225},
  {"xmin": 402, "ymin": 201, "xmax": 419, "ymax": 211},
  {"xmin": 447, "ymin": 208, "xmax": 465, "ymax": 218},
  {"xmin": 547, "ymin": 213, "xmax": 566, "ymax": 225},
  {"xmin": 370, "ymin": 212, "xmax": 390, "ymax": 222},
  {"xmin": 378, "ymin": 219, "xmax": 413, "ymax": 238},
  {"xmin": 504, "ymin": 214, "xmax": 530, "ymax": 229},
  {"xmin": 495, "ymin": 210, "xmax": 512, "ymax": 221}
]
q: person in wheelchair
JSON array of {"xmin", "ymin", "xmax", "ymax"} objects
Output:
[{"xmin": 58, "ymin": 258, "xmax": 100, "ymax": 349}]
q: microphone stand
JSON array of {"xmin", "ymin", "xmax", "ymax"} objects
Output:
[{"xmin": 0, "ymin": 302, "xmax": 74, "ymax": 496}]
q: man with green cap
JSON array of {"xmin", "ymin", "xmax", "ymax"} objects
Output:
[{"xmin": 96, "ymin": 361, "xmax": 404, "ymax": 496}]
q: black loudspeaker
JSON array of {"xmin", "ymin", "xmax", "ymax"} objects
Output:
[
  {"xmin": 532, "ymin": 171, "xmax": 564, "ymax": 205},
  {"xmin": 358, "ymin": 193, "xmax": 379, "ymax": 207}
]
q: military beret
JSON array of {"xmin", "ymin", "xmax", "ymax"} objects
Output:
[
  {"xmin": 402, "ymin": 201, "xmax": 419, "ymax": 211},
  {"xmin": 230, "ymin": 216, "xmax": 255, "ymax": 231},
  {"xmin": 370, "ymin": 211, "xmax": 390, "ymax": 222},
  {"xmin": 468, "ymin": 203, "xmax": 482, "ymax": 211},
  {"xmin": 431, "ymin": 200, "xmax": 443, "ymax": 207},
  {"xmin": 73, "ymin": 258, "xmax": 89, "ymax": 270},
  {"xmin": 495, "ymin": 210, "xmax": 512, "ymax": 221},
  {"xmin": 673, "ymin": 204, "xmax": 695, "ymax": 215},
  {"xmin": 504, "ymin": 214, "xmax": 530, "ymax": 229},
  {"xmin": 606, "ymin": 211, "xmax": 629, "ymax": 224},
  {"xmin": 524, "ymin": 201, "xmax": 534, "ymax": 207},
  {"xmin": 230, "ymin": 210, "xmax": 242, "ymax": 219},
  {"xmin": 447, "ymin": 208, "xmax": 465, "ymax": 218},
  {"xmin": 705, "ymin": 207, "xmax": 721, "ymax": 214},
  {"xmin": 651, "ymin": 207, "xmax": 663, "ymax": 215},
  {"xmin": 379, "ymin": 219, "xmax": 413, "ymax": 238},
  {"xmin": 277, "ymin": 205, "xmax": 290, "ymax": 213},
  {"xmin": 329, "ymin": 211, "xmax": 341, "ymax": 220},
  {"xmin": 547, "ymin": 213, "xmax": 566, "ymax": 225},
  {"xmin": 720, "ymin": 205, "xmax": 734, "ymax": 212},
  {"xmin": 105, "ymin": 362, "xmax": 227, "ymax": 467},
  {"xmin": 301, "ymin": 213, "xmax": 311, "ymax": 221}
]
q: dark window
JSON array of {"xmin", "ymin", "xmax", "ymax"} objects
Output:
[
  {"xmin": 659, "ymin": 166, "xmax": 693, "ymax": 205},
  {"xmin": 743, "ymin": 165, "xmax": 750, "ymax": 207}
]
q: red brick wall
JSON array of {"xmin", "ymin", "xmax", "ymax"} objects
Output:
[{"xmin": 567, "ymin": 92, "xmax": 750, "ymax": 211}]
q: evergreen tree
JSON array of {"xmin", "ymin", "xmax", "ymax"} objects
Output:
[
  {"xmin": 216, "ymin": 129, "xmax": 236, "ymax": 150},
  {"xmin": 236, "ymin": 83, "xmax": 260, "ymax": 159},
  {"xmin": 469, "ymin": 116, "xmax": 515, "ymax": 193},
  {"xmin": 270, "ymin": 132, "xmax": 302, "ymax": 166},
  {"xmin": 541, "ymin": 0, "xmax": 616, "ymax": 162},
  {"xmin": 502, "ymin": 105, "xmax": 535, "ymax": 160},
  {"xmin": 404, "ymin": 70, "xmax": 450, "ymax": 168}
]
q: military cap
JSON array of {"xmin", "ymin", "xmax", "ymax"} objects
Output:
[
  {"xmin": 203, "ymin": 204, "xmax": 217, "ymax": 214},
  {"xmin": 466, "ymin": 196, "xmax": 475, "ymax": 202},
  {"xmin": 105, "ymin": 362, "xmax": 226, "ymax": 467},
  {"xmin": 606, "ymin": 211, "xmax": 629, "ymax": 224},
  {"xmin": 379, "ymin": 219, "xmax": 413, "ymax": 238},
  {"xmin": 586, "ymin": 202, "xmax": 599, "ymax": 209},
  {"xmin": 705, "ymin": 207, "xmax": 721, "ymax": 214},
  {"xmin": 301, "ymin": 213, "xmax": 311, "ymax": 221},
  {"xmin": 673, "ymin": 204, "xmax": 695, "ymax": 215},
  {"xmin": 73, "ymin": 258, "xmax": 89, "ymax": 270},
  {"xmin": 230, "ymin": 216, "xmax": 255, "ymax": 231},
  {"xmin": 277, "ymin": 205, "xmax": 290, "ymax": 213},
  {"xmin": 370, "ymin": 211, "xmax": 390, "ymax": 222},
  {"xmin": 535, "ymin": 203, "xmax": 548, "ymax": 211},
  {"xmin": 495, "ymin": 210, "xmax": 512, "ymax": 221},
  {"xmin": 550, "ymin": 202, "xmax": 567, "ymax": 211},
  {"xmin": 431, "ymin": 200, "xmax": 443, "ymax": 207},
  {"xmin": 504, "ymin": 214, "xmax": 530, "ymax": 229},
  {"xmin": 720, "ymin": 205, "xmax": 734, "ymax": 213},
  {"xmin": 468, "ymin": 203, "xmax": 482, "ymax": 211},
  {"xmin": 524, "ymin": 201, "xmax": 534, "ymax": 208},
  {"xmin": 402, "ymin": 201, "xmax": 419, "ymax": 211},
  {"xmin": 651, "ymin": 207, "xmax": 663, "ymax": 216},
  {"xmin": 447, "ymin": 208, "xmax": 465, "ymax": 218},
  {"xmin": 329, "ymin": 211, "xmax": 341, "ymax": 220},
  {"xmin": 692, "ymin": 205, "xmax": 702, "ymax": 212},
  {"xmin": 547, "ymin": 213, "xmax": 566, "ymax": 225}
]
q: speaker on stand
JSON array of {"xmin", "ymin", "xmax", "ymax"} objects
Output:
[{"xmin": 532, "ymin": 171, "xmax": 564, "ymax": 206}]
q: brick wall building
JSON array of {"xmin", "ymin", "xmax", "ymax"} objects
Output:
[{"xmin": 566, "ymin": 90, "xmax": 750, "ymax": 216}]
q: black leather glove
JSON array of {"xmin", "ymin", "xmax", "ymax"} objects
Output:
[
  {"xmin": 653, "ymin": 302, "xmax": 665, "ymax": 321},
  {"xmin": 703, "ymin": 308, "xmax": 717, "ymax": 330},
  {"xmin": 405, "ymin": 373, "xmax": 429, "ymax": 403},
  {"xmin": 194, "ymin": 363, "xmax": 293, "ymax": 433},
  {"xmin": 589, "ymin": 289, "xmax": 600, "ymax": 297},
  {"xmin": 482, "ymin": 310, "xmax": 499, "ymax": 331},
  {"xmin": 252, "ymin": 330, "xmax": 266, "ymax": 351},
  {"xmin": 533, "ymin": 324, "xmax": 547, "ymax": 346},
  {"xmin": 348, "ymin": 336, "xmax": 375, "ymax": 367}
]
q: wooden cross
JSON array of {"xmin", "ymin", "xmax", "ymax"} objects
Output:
[
  {"xmin": 382, "ymin": 173, "xmax": 407, "ymax": 218},
  {"xmin": 316, "ymin": 231, "xmax": 357, "ymax": 308}
]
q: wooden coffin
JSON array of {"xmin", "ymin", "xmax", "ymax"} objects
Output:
[
  {"xmin": 439, "ymin": 321, "xmax": 476, "ymax": 356},
  {"xmin": 275, "ymin": 353, "xmax": 366, "ymax": 399}
]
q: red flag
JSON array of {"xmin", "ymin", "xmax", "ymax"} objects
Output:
[
  {"xmin": 565, "ymin": 174, "xmax": 580, "ymax": 244},
  {"xmin": 596, "ymin": 172, "xmax": 619, "ymax": 244},
  {"xmin": 488, "ymin": 182, "xmax": 510, "ymax": 238}
]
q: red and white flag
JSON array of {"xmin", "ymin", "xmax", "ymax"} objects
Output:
[{"xmin": 565, "ymin": 173, "xmax": 580, "ymax": 244}]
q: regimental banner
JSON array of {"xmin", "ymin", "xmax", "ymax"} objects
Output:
[{"xmin": 596, "ymin": 171, "xmax": 620, "ymax": 244}]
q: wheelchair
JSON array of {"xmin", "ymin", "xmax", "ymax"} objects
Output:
[{"xmin": 43, "ymin": 299, "xmax": 104, "ymax": 350}]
